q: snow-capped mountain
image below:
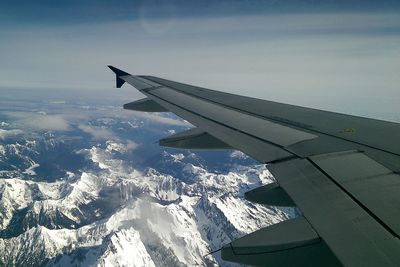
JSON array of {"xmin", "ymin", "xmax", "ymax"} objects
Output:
[
  {"xmin": 0, "ymin": 94, "xmax": 293, "ymax": 266},
  {"xmin": 0, "ymin": 137, "xmax": 292, "ymax": 266}
]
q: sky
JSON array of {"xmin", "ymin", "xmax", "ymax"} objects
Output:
[{"xmin": 0, "ymin": 0, "xmax": 399, "ymax": 121}]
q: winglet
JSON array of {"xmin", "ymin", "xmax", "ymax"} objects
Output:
[{"xmin": 108, "ymin": 65, "xmax": 131, "ymax": 88}]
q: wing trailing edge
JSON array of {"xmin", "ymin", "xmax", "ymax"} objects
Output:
[{"xmin": 221, "ymin": 217, "xmax": 341, "ymax": 267}]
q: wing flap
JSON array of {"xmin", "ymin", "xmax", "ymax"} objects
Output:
[
  {"xmin": 221, "ymin": 217, "xmax": 341, "ymax": 266},
  {"xmin": 268, "ymin": 158, "xmax": 400, "ymax": 267},
  {"xmin": 309, "ymin": 151, "xmax": 400, "ymax": 236}
]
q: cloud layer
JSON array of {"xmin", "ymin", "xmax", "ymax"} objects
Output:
[
  {"xmin": 78, "ymin": 124, "xmax": 115, "ymax": 140},
  {"xmin": 0, "ymin": 129, "xmax": 24, "ymax": 140},
  {"xmin": 3, "ymin": 112, "xmax": 71, "ymax": 131},
  {"xmin": 0, "ymin": 12, "xmax": 399, "ymax": 121}
]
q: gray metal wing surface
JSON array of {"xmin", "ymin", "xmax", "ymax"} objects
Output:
[{"xmin": 108, "ymin": 66, "xmax": 400, "ymax": 267}]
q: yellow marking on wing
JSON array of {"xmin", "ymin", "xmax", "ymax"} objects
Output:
[{"xmin": 342, "ymin": 128, "xmax": 355, "ymax": 133}]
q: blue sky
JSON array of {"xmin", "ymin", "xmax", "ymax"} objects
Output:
[
  {"xmin": 0, "ymin": 1, "xmax": 399, "ymax": 121},
  {"xmin": 2, "ymin": 1, "xmax": 399, "ymax": 25}
]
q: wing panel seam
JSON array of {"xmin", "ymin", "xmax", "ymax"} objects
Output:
[
  {"xmin": 229, "ymin": 238, "xmax": 322, "ymax": 256},
  {"xmin": 307, "ymin": 158, "xmax": 400, "ymax": 238}
]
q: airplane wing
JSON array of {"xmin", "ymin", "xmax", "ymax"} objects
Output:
[{"xmin": 108, "ymin": 66, "xmax": 400, "ymax": 267}]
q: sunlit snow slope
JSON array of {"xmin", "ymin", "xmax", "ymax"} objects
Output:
[{"xmin": 0, "ymin": 89, "xmax": 293, "ymax": 266}]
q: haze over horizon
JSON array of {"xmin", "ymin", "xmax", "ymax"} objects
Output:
[{"xmin": 0, "ymin": 0, "xmax": 399, "ymax": 121}]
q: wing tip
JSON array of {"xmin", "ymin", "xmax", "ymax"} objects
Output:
[
  {"xmin": 107, "ymin": 65, "xmax": 130, "ymax": 77},
  {"xmin": 108, "ymin": 65, "xmax": 130, "ymax": 88}
]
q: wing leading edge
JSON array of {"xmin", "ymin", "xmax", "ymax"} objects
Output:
[{"xmin": 108, "ymin": 66, "xmax": 400, "ymax": 267}]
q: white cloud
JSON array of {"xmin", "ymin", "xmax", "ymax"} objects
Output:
[
  {"xmin": 132, "ymin": 112, "xmax": 190, "ymax": 126},
  {"xmin": 78, "ymin": 124, "xmax": 116, "ymax": 140},
  {"xmin": 106, "ymin": 140, "xmax": 138, "ymax": 153},
  {"xmin": 0, "ymin": 129, "xmax": 23, "ymax": 140},
  {"xmin": 3, "ymin": 112, "xmax": 70, "ymax": 131},
  {"xmin": 126, "ymin": 140, "xmax": 138, "ymax": 150}
]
